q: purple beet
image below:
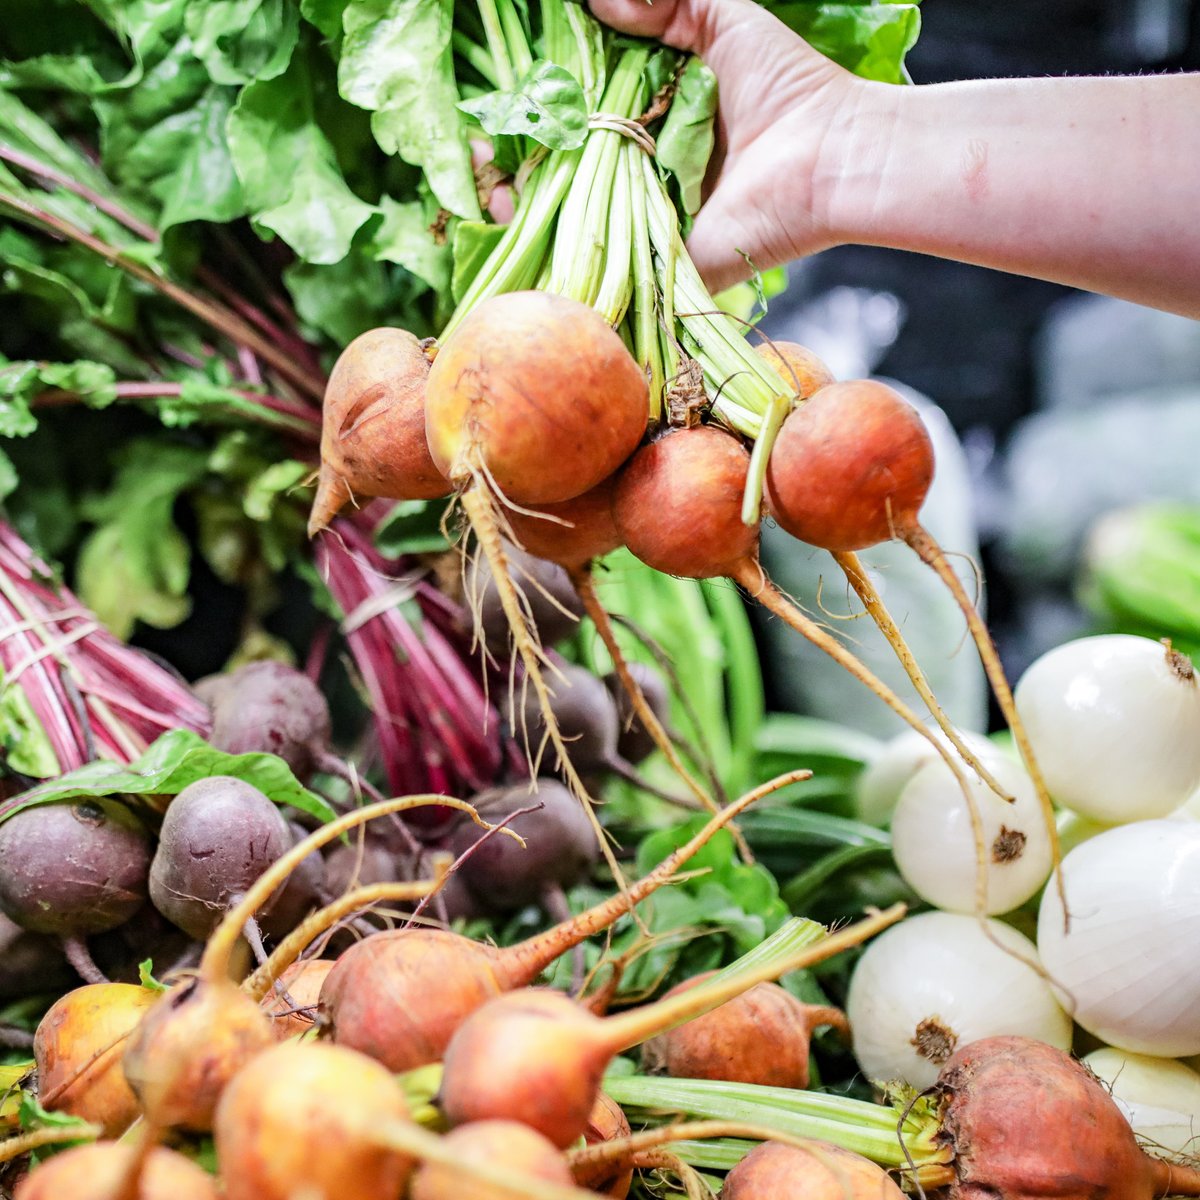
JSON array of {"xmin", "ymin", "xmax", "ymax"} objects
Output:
[
  {"xmin": 148, "ymin": 776, "xmax": 291, "ymax": 939},
  {"xmin": 0, "ymin": 799, "xmax": 151, "ymax": 937}
]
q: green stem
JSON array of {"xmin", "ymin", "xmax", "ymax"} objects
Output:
[
  {"xmin": 499, "ymin": 0, "xmax": 533, "ymax": 77},
  {"xmin": 780, "ymin": 844, "xmax": 894, "ymax": 910},
  {"xmin": 628, "ymin": 143, "xmax": 663, "ymax": 423},
  {"xmin": 477, "ymin": 0, "xmax": 516, "ymax": 90},
  {"xmin": 453, "ymin": 32, "xmax": 501, "ymax": 89},
  {"xmin": 602, "ymin": 1076, "xmax": 948, "ymax": 1172}
]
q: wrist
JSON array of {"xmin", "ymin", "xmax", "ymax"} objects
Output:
[{"xmin": 812, "ymin": 76, "xmax": 907, "ymax": 251}]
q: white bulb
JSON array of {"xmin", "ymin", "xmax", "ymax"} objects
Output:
[
  {"xmin": 846, "ymin": 911, "xmax": 1072, "ymax": 1089},
  {"xmin": 890, "ymin": 751, "xmax": 1052, "ymax": 915},
  {"xmin": 855, "ymin": 726, "xmax": 998, "ymax": 827},
  {"xmin": 1015, "ymin": 634, "xmax": 1200, "ymax": 822},
  {"xmin": 1038, "ymin": 820, "xmax": 1200, "ymax": 1056},
  {"xmin": 1083, "ymin": 1048, "xmax": 1200, "ymax": 1163}
]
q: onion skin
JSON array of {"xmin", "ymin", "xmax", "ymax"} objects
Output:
[
  {"xmin": 721, "ymin": 1139, "xmax": 904, "ymax": 1199},
  {"xmin": 14, "ymin": 1143, "xmax": 219, "ymax": 1200},
  {"xmin": 643, "ymin": 971, "xmax": 847, "ymax": 1090},
  {"xmin": 937, "ymin": 1035, "xmax": 1197, "ymax": 1200},
  {"xmin": 214, "ymin": 1041, "xmax": 414, "ymax": 1200},
  {"xmin": 34, "ymin": 983, "xmax": 157, "ymax": 1136},
  {"xmin": 764, "ymin": 380, "xmax": 934, "ymax": 552},
  {"xmin": 425, "ymin": 291, "xmax": 648, "ymax": 505}
]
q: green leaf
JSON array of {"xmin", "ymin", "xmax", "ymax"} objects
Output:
[
  {"xmin": 370, "ymin": 197, "xmax": 451, "ymax": 294},
  {"xmin": 0, "ymin": 358, "xmax": 118, "ymax": 440},
  {"xmin": 228, "ymin": 42, "xmax": 377, "ymax": 263},
  {"xmin": 243, "ymin": 459, "xmax": 310, "ymax": 523},
  {"xmin": 0, "ymin": 676, "xmax": 61, "ymax": 778},
  {"xmin": 0, "ymin": 729, "xmax": 336, "ymax": 825},
  {"xmin": 18, "ymin": 1092, "xmax": 93, "ymax": 1133},
  {"xmin": 768, "ymin": 2, "xmax": 922, "ymax": 85},
  {"xmin": 138, "ymin": 959, "xmax": 167, "ymax": 992},
  {"xmin": 74, "ymin": 440, "xmax": 208, "ymax": 639},
  {"xmin": 186, "ymin": 0, "xmax": 300, "ymax": 85},
  {"xmin": 373, "ymin": 499, "xmax": 453, "ymax": 557},
  {"xmin": 338, "ymin": 0, "xmax": 481, "ymax": 219},
  {"xmin": 656, "ymin": 57, "xmax": 717, "ymax": 217},
  {"xmin": 302, "ymin": 0, "xmax": 348, "ymax": 40},
  {"xmin": 458, "ymin": 61, "xmax": 588, "ymax": 151},
  {"xmin": 0, "ymin": 447, "xmax": 17, "ymax": 504},
  {"xmin": 450, "ymin": 220, "xmax": 506, "ymax": 303}
]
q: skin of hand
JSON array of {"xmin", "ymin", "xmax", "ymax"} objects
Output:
[{"xmin": 589, "ymin": 0, "xmax": 1200, "ymax": 317}]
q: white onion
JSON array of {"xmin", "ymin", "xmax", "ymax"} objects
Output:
[
  {"xmin": 846, "ymin": 911, "xmax": 1072, "ymax": 1089},
  {"xmin": 1038, "ymin": 820, "xmax": 1200, "ymax": 1055},
  {"xmin": 1014, "ymin": 634, "xmax": 1200, "ymax": 822},
  {"xmin": 1056, "ymin": 809, "xmax": 1114, "ymax": 857},
  {"xmin": 890, "ymin": 750, "xmax": 1052, "ymax": 915},
  {"xmin": 854, "ymin": 726, "xmax": 998, "ymax": 827},
  {"xmin": 1083, "ymin": 1048, "xmax": 1200, "ymax": 1163}
]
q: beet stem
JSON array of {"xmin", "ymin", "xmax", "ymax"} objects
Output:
[
  {"xmin": 834, "ymin": 550, "xmax": 1012, "ymax": 802},
  {"xmin": 540, "ymin": 882, "xmax": 586, "ymax": 994},
  {"xmin": 61, "ymin": 935, "xmax": 109, "ymax": 985},
  {"xmin": 733, "ymin": 560, "xmax": 995, "ymax": 919},
  {"xmin": 497, "ymin": 770, "xmax": 808, "ymax": 986},
  {"xmin": 0, "ymin": 1121, "xmax": 102, "ymax": 1165},
  {"xmin": 1148, "ymin": 1156, "xmax": 1200, "ymax": 1196},
  {"xmin": 903, "ymin": 525, "xmax": 1066, "ymax": 925},
  {"xmin": 461, "ymin": 485, "xmax": 635, "ymax": 909},
  {"xmin": 602, "ymin": 903, "xmax": 906, "ymax": 1054},
  {"xmin": 570, "ymin": 568, "xmax": 723, "ymax": 823},
  {"xmin": 245, "ymin": 879, "xmax": 441, "ymax": 1001}
]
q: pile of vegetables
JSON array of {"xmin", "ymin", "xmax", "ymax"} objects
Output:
[{"xmin": 4, "ymin": 0, "xmax": 1200, "ymax": 1197}]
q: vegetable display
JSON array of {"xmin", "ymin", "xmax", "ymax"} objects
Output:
[{"xmin": 3, "ymin": 0, "xmax": 1200, "ymax": 1198}]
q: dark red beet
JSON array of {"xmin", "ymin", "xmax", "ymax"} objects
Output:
[
  {"xmin": 0, "ymin": 799, "xmax": 150, "ymax": 936},
  {"xmin": 203, "ymin": 660, "xmax": 334, "ymax": 783},
  {"xmin": 0, "ymin": 913, "xmax": 73, "ymax": 999},
  {"xmin": 471, "ymin": 541, "xmax": 585, "ymax": 650},
  {"xmin": 148, "ymin": 776, "xmax": 292, "ymax": 938},
  {"xmin": 503, "ymin": 663, "xmax": 621, "ymax": 775},
  {"xmin": 449, "ymin": 780, "xmax": 598, "ymax": 911},
  {"xmin": 604, "ymin": 662, "xmax": 672, "ymax": 766}
]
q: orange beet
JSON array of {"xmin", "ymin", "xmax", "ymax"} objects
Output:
[
  {"xmin": 613, "ymin": 427, "xmax": 756, "ymax": 580},
  {"xmin": 503, "ymin": 475, "xmax": 622, "ymax": 569},
  {"xmin": 409, "ymin": 1121, "xmax": 573, "ymax": 1200},
  {"xmin": 34, "ymin": 982, "xmax": 157, "ymax": 1136},
  {"xmin": 764, "ymin": 380, "xmax": 933, "ymax": 554},
  {"xmin": 577, "ymin": 1091, "xmax": 634, "ymax": 1198},
  {"xmin": 643, "ymin": 971, "xmax": 847, "ymax": 1090},
  {"xmin": 14, "ymin": 1142, "xmax": 219, "ymax": 1200},
  {"xmin": 309, "ymin": 327, "xmax": 447, "ymax": 535},
  {"xmin": 261, "ymin": 958, "xmax": 334, "ymax": 1040},
  {"xmin": 938, "ymin": 1036, "xmax": 1200, "ymax": 1199},
  {"xmin": 213, "ymin": 1041, "xmax": 413, "ymax": 1200},
  {"xmin": 319, "ymin": 790, "xmax": 760, "ymax": 1072},
  {"xmin": 425, "ymin": 292, "xmax": 648, "ymax": 505},
  {"xmin": 721, "ymin": 1139, "xmax": 903, "ymax": 1199},
  {"xmin": 122, "ymin": 978, "xmax": 273, "ymax": 1131},
  {"xmin": 756, "ymin": 341, "xmax": 835, "ymax": 400}
]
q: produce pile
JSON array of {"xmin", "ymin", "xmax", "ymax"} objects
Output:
[{"xmin": 3, "ymin": 1, "xmax": 1200, "ymax": 1198}]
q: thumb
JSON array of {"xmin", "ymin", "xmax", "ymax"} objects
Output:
[{"xmin": 683, "ymin": 177, "xmax": 765, "ymax": 295}]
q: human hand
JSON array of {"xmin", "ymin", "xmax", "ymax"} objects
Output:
[{"xmin": 589, "ymin": 0, "xmax": 871, "ymax": 291}]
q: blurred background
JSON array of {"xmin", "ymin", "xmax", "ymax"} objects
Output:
[{"xmin": 753, "ymin": 0, "xmax": 1200, "ymax": 734}]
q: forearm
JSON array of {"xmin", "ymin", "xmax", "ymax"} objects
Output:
[{"xmin": 826, "ymin": 73, "xmax": 1200, "ymax": 317}]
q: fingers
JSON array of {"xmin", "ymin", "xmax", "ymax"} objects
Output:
[
  {"xmin": 685, "ymin": 182, "xmax": 762, "ymax": 294},
  {"xmin": 587, "ymin": 0, "xmax": 681, "ymax": 40}
]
